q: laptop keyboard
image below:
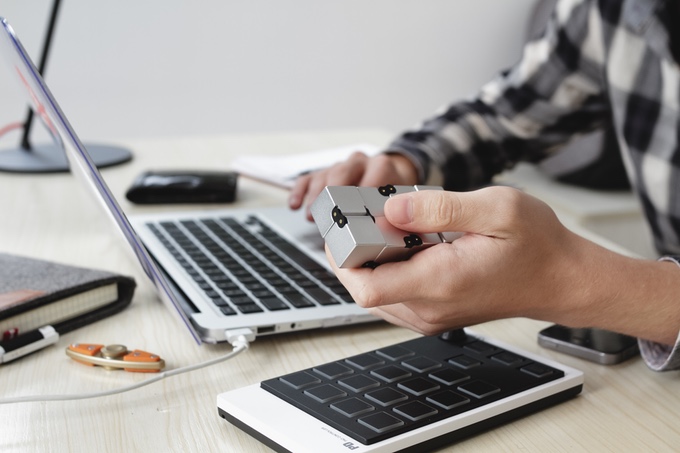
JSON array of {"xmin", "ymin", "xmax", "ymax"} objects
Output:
[
  {"xmin": 260, "ymin": 331, "xmax": 569, "ymax": 445},
  {"xmin": 146, "ymin": 215, "xmax": 354, "ymax": 316}
]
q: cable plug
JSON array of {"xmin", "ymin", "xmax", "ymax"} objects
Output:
[{"xmin": 225, "ymin": 328, "xmax": 255, "ymax": 349}]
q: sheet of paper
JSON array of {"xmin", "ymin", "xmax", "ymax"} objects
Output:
[{"xmin": 230, "ymin": 143, "xmax": 381, "ymax": 189}]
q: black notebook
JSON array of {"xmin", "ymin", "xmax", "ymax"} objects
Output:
[{"xmin": 0, "ymin": 253, "xmax": 135, "ymax": 362}]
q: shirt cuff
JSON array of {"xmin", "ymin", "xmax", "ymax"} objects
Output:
[
  {"xmin": 638, "ymin": 256, "xmax": 680, "ymax": 371},
  {"xmin": 638, "ymin": 338, "xmax": 680, "ymax": 371}
]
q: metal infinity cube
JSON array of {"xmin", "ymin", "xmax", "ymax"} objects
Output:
[{"xmin": 310, "ymin": 184, "xmax": 462, "ymax": 268}]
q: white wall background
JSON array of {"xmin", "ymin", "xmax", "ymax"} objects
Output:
[{"xmin": 0, "ymin": 1, "xmax": 536, "ymax": 145}]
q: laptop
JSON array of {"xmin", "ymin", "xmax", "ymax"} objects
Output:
[{"xmin": 0, "ymin": 17, "xmax": 377, "ymax": 345}]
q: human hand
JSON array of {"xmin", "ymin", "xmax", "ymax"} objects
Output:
[
  {"xmin": 288, "ymin": 151, "xmax": 418, "ymax": 221},
  {"xmin": 327, "ymin": 186, "xmax": 591, "ymax": 335}
]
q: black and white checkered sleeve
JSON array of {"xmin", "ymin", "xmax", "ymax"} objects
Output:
[{"xmin": 385, "ymin": 0, "xmax": 608, "ymax": 191}]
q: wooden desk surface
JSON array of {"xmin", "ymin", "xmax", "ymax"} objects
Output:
[{"xmin": 1, "ymin": 130, "xmax": 679, "ymax": 452}]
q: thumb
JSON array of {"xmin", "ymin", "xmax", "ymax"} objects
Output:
[{"xmin": 384, "ymin": 187, "xmax": 522, "ymax": 235}]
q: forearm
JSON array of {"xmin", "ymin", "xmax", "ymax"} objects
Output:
[{"xmin": 547, "ymin": 233, "xmax": 680, "ymax": 346}]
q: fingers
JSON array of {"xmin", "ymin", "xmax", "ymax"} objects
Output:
[
  {"xmin": 325, "ymin": 151, "xmax": 370, "ymax": 186},
  {"xmin": 384, "ymin": 186, "xmax": 533, "ymax": 237},
  {"xmin": 357, "ymin": 154, "xmax": 419, "ymax": 189},
  {"xmin": 288, "ymin": 151, "xmax": 371, "ymax": 221},
  {"xmin": 329, "ymin": 247, "xmax": 450, "ymax": 308},
  {"xmin": 362, "ymin": 153, "xmax": 418, "ymax": 187},
  {"xmin": 288, "ymin": 174, "xmax": 311, "ymax": 210},
  {"xmin": 288, "ymin": 151, "xmax": 422, "ymax": 223}
]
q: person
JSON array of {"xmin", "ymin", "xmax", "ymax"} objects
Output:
[{"xmin": 287, "ymin": 0, "xmax": 680, "ymax": 371}]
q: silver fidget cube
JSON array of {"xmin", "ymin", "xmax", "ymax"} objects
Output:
[{"xmin": 310, "ymin": 185, "xmax": 462, "ymax": 268}]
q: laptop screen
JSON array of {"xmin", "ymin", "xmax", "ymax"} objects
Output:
[{"xmin": 0, "ymin": 17, "xmax": 202, "ymax": 344}]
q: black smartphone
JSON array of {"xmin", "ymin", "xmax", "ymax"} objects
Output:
[{"xmin": 537, "ymin": 324, "xmax": 639, "ymax": 365}]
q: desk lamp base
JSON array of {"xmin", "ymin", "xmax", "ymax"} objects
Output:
[{"xmin": 0, "ymin": 143, "xmax": 132, "ymax": 173}]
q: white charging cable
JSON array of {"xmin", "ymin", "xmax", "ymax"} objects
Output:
[{"xmin": 0, "ymin": 330, "xmax": 252, "ymax": 405}]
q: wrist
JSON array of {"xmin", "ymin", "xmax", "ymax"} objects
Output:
[
  {"xmin": 386, "ymin": 152, "xmax": 419, "ymax": 185},
  {"xmin": 553, "ymin": 241, "xmax": 680, "ymax": 345},
  {"xmin": 526, "ymin": 230, "xmax": 598, "ymax": 325}
]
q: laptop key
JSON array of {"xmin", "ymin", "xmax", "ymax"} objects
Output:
[
  {"xmin": 303, "ymin": 287, "xmax": 340, "ymax": 305},
  {"xmin": 281, "ymin": 293, "xmax": 315, "ymax": 308},
  {"xmin": 250, "ymin": 289, "xmax": 275, "ymax": 298},
  {"xmin": 236, "ymin": 303, "xmax": 264, "ymax": 314},
  {"xmin": 211, "ymin": 297, "xmax": 229, "ymax": 307},
  {"xmin": 219, "ymin": 306, "xmax": 237, "ymax": 316},
  {"xmin": 259, "ymin": 297, "xmax": 289, "ymax": 311},
  {"xmin": 230, "ymin": 295, "xmax": 255, "ymax": 306}
]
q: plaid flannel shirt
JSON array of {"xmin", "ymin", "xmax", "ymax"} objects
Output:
[{"xmin": 387, "ymin": 0, "xmax": 680, "ymax": 370}]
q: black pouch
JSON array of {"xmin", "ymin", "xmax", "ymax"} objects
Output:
[{"xmin": 125, "ymin": 170, "xmax": 238, "ymax": 204}]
